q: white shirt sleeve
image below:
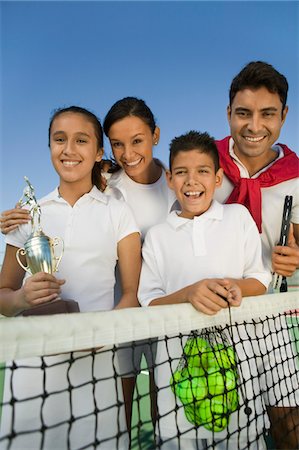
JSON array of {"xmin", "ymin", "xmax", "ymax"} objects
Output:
[
  {"xmin": 5, "ymin": 222, "xmax": 31, "ymax": 249},
  {"xmin": 111, "ymin": 199, "xmax": 140, "ymax": 243},
  {"xmin": 138, "ymin": 230, "xmax": 166, "ymax": 306}
]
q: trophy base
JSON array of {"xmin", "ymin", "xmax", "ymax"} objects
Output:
[{"xmin": 17, "ymin": 299, "xmax": 80, "ymax": 316}]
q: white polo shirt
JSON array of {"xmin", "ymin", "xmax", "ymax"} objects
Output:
[
  {"xmin": 6, "ymin": 186, "xmax": 139, "ymax": 312},
  {"xmin": 139, "ymin": 200, "xmax": 271, "ymax": 307},
  {"xmin": 213, "ymin": 139, "xmax": 299, "ymax": 272}
]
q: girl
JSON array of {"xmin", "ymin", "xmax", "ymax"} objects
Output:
[
  {"xmin": 0, "ymin": 98, "xmax": 177, "ymax": 432},
  {"xmin": 0, "ymin": 106, "xmax": 141, "ymax": 449}
]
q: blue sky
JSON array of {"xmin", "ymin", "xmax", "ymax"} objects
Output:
[{"xmin": 1, "ymin": 1, "xmax": 299, "ymax": 255}]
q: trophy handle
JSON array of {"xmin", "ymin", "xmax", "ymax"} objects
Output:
[
  {"xmin": 51, "ymin": 237, "xmax": 64, "ymax": 272},
  {"xmin": 16, "ymin": 248, "xmax": 32, "ymax": 275}
]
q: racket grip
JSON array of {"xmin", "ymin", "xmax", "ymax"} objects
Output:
[
  {"xmin": 279, "ymin": 276, "xmax": 288, "ymax": 292},
  {"xmin": 272, "ymin": 273, "xmax": 288, "ymax": 292}
]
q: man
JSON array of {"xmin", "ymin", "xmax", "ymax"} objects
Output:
[
  {"xmin": 214, "ymin": 61, "xmax": 299, "ymax": 449},
  {"xmin": 215, "ymin": 61, "xmax": 298, "ymax": 280}
]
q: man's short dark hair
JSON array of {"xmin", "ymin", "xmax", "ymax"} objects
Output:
[{"xmin": 229, "ymin": 61, "xmax": 288, "ymax": 111}]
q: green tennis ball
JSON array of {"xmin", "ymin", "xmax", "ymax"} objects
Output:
[
  {"xmin": 183, "ymin": 339, "xmax": 195, "ymax": 357},
  {"xmin": 210, "ymin": 396, "xmax": 229, "ymax": 432},
  {"xmin": 179, "ymin": 367, "xmax": 189, "ymax": 381},
  {"xmin": 212, "ymin": 343, "xmax": 226, "ymax": 352},
  {"xmin": 184, "ymin": 338, "xmax": 211, "ymax": 369},
  {"xmin": 190, "ymin": 376, "xmax": 208, "ymax": 401},
  {"xmin": 184, "ymin": 398, "xmax": 230, "ymax": 432},
  {"xmin": 210, "ymin": 395, "xmax": 228, "ymax": 416},
  {"xmin": 207, "ymin": 371, "xmax": 226, "ymax": 396},
  {"xmin": 207, "ymin": 346, "xmax": 232, "ymax": 370},
  {"xmin": 175, "ymin": 378, "xmax": 193, "ymax": 406},
  {"xmin": 227, "ymin": 389, "xmax": 239, "ymax": 412},
  {"xmin": 206, "ymin": 365, "xmax": 221, "ymax": 375},
  {"xmin": 184, "ymin": 403, "xmax": 202, "ymax": 426},
  {"xmin": 175, "ymin": 367, "xmax": 192, "ymax": 386},
  {"xmin": 176, "ymin": 372, "xmax": 208, "ymax": 405},
  {"xmin": 204, "ymin": 415, "xmax": 228, "ymax": 432},
  {"xmin": 187, "ymin": 354, "xmax": 202, "ymax": 368},
  {"xmin": 186, "ymin": 350, "xmax": 208, "ymax": 369},
  {"xmin": 224, "ymin": 369, "xmax": 237, "ymax": 391},
  {"xmin": 201, "ymin": 396, "xmax": 229, "ymax": 432},
  {"xmin": 180, "ymin": 366, "xmax": 204, "ymax": 381},
  {"xmin": 206, "ymin": 351, "xmax": 221, "ymax": 370},
  {"xmin": 197, "ymin": 398, "xmax": 213, "ymax": 425},
  {"xmin": 184, "ymin": 337, "xmax": 211, "ymax": 356},
  {"xmin": 189, "ymin": 366, "xmax": 206, "ymax": 378}
]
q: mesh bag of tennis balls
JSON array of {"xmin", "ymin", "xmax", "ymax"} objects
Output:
[{"xmin": 170, "ymin": 327, "xmax": 239, "ymax": 431}]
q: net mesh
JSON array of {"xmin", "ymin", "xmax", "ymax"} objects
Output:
[{"xmin": 0, "ymin": 291, "xmax": 298, "ymax": 450}]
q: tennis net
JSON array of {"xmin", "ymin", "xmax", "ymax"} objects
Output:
[{"xmin": 0, "ymin": 291, "xmax": 298, "ymax": 449}]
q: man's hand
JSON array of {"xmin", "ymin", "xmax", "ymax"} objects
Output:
[{"xmin": 272, "ymin": 242, "xmax": 299, "ymax": 277}]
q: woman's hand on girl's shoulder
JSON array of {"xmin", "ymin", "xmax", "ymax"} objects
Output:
[{"xmin": 0, "ymin": 206, "xmax": 31, "ymax": 234}]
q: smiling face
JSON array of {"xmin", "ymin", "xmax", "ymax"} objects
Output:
[
  {"xmin": 227, "ymin": 87, "xmax": 288, "ymax": 168},
  {"xmin": 50, "ymin": 112, "xmax": 103, "ymax": 192},
  {"xmin": 167, "ymin": 149, "xmax": 223, "ymax": 219},
  {"xmin": 108, "ymin": 115, "xmax": 160, "ymax": 184}
]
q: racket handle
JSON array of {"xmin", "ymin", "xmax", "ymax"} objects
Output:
[{"xmin": 279, "ymin": 277, "xmax": 288, "ymax": 292}]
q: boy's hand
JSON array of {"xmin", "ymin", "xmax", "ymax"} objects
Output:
[
  {"xmin": 225, "ymin": 283, "xmax": 242, "ymax": 307},
  {"xmin": 0, "ymin": 206, "xmax": 31, "ymax": 234},
  {"xmin": 21, "ymin": 272, "xmax": 65, "ymax": 309},
  {"xmin": 186, "ymin": 278, "xmax": 240, "ymax": 315}
]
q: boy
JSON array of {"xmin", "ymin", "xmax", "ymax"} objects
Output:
[
  {"xmin": 139, "ymin": 131, "xmax": 269, "ymax": 311},
  {"xmin": 138, "ymin": 131, "xmax": 274, "ymax": 449}
]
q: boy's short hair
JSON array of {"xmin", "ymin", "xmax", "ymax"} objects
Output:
[
  {"xmin": 169, "ymin": 131, "xmax": 220, "ymax": 172},
  {"xmin": 229, "ymin": 61, "xmax": 288, "ymax": 111}
]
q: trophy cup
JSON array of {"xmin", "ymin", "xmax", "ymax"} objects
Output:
[
  {"xmin": 16, "ymin": 177, "xmax": 63, "ymax": 275},
  {"xmin": 15, "ymin": 177, "xmax": 79, "ymax": 315}
]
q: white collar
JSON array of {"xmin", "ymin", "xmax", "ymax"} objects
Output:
[
  {"xmin": 39, "ymin": 185, "xmax": 108, "ymax": 206},
  {"xmin": 166, "ymin": 200, "xmax": 224, "ymax": 230}
]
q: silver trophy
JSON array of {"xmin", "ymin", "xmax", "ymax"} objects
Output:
[{"xmin": 16, "ymin": 177, "xmax": 63, "ymax": 275}]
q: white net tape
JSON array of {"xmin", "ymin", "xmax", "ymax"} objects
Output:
[{"xmin": 1, "ymin": 291, "xmax": 298, "ymax": 362}]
